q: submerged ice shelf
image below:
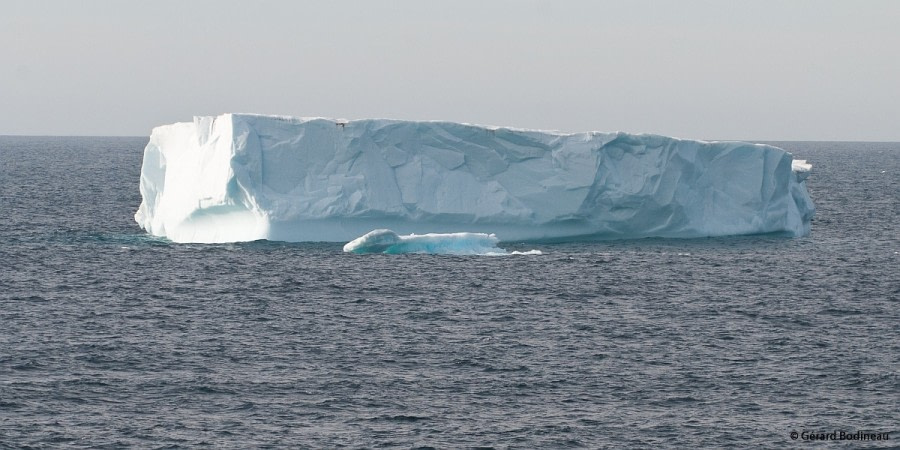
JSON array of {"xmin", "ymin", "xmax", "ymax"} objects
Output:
[{"xmin": 135, "ymin": 114, "xmax": 815, "ymax": 243}]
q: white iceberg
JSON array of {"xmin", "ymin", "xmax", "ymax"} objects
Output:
[
  {"xmin": 135, "ymin": 114, "xmax": 815, "ymax": 243},
  {"xmin": 342, "ymin": 229, "xmax": 535, "ymax": 255}
]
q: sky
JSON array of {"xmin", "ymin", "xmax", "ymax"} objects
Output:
[{"xmin": 1, "ymin": 0, "xmax": 899, "ymax": 141}]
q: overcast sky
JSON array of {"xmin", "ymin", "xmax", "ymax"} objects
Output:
[{"xmin": 2, "ymin": 0, "xmax": 898, "ymax": 140}]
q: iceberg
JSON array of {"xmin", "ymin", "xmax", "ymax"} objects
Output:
[
  {"xmin": 135, "ymin": 114, "xmax": 815, "ymax": 243},
  {"xmin": 342, "ymin": 229, "xmax": 533, "ymax": 255}
]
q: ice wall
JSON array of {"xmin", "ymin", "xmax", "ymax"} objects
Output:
[{"xmin": 135, "ymin": 114, "xmax": 815, "ymax": 243}]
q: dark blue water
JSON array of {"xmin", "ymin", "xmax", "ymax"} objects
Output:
[{"xmin": 1, "ymin": 137, "xmax": 898, "ymax": 448}]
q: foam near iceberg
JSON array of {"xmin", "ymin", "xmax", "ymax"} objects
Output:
[
  {"xmin": 135, "ymin": 114, "xmax": 815, "ymax": 243},
  {"xmin": 342, "ymin": 229, "xmax": 537, "ymax": 255}
]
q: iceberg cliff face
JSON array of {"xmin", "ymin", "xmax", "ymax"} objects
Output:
[{"xmin": 135, "ymin": 114, "xmax": 814, "ymax": 243}]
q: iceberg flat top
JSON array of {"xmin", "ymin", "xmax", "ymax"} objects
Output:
[{"xmin": 135, "ymin": 114, "xmax": 815, "ymax": 243}]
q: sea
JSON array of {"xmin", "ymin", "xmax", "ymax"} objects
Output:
[{"xmin": 1, "ymin": 137, "xmax": 897, "ymax": 448}]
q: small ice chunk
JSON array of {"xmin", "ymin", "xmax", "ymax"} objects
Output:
[
  {"xmin": 343, "ymin": 229, "xmax": 536, "ymax": 255},
  {"xmin": 792, "ymin": 159, "xmax": 812, "ymax": 172}
]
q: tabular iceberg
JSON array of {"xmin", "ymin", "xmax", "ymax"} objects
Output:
[{"xmin": 135, "ymin": 114, "xmax": 814, "ymax": 243}]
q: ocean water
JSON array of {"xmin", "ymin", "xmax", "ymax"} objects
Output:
[{"xmin": 1, "ymin": 136, "xmax": 897, "ymax": 448}]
